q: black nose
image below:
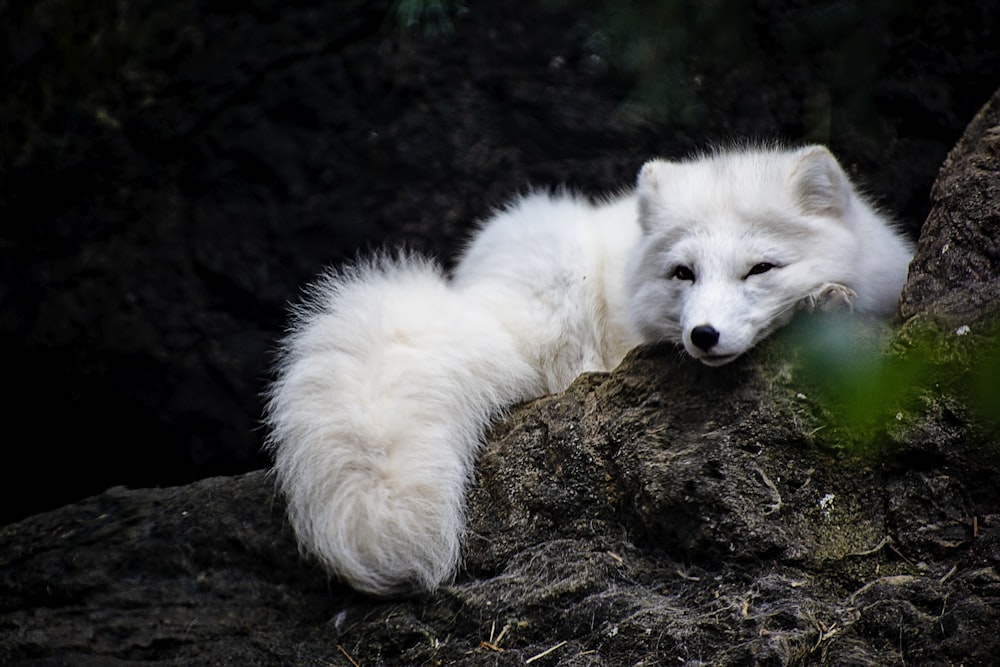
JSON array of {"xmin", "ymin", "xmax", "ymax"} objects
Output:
[{"xmin": 690, "ymin": 324, "xmax": 720, "ymax": 351}]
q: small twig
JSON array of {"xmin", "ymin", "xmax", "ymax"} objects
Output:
[
  {"xmin": 812, "ymin": 620, "xmax": 842, "ymax": 652},
  {"xmin": 479, "ymin": 621, "xmax": 511, "ymax": 653},
  {"xmin": 526, "ymin": 640, "xmax": 568, "ymax": 664},
  {"xmin": 849, "ymin": 575, "xmax": 917, "ymax": 604},
  {"xmin": 847, "ymin": 535, "xmax": 892, "ymax": 558},
  {"xmin": 607, "ymin": 551, "xmax": 624, "ymax": 564},
  {"xmin": 937, "ymin": 591, "xmax": 952, "ymax": 635},
  {"xmin": 888, "ymin": 542, "xmax": 918, "ymax": 568},
  {"xmin": 753, "ymin": 463, "xmax": 783, "ymax": 515},
  {"xmin": 337, "ymin": 644, "xmax": 361, "ymax": 667}
]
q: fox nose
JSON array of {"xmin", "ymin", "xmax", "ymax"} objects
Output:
[{"xmin": 690, "ymin": 324, "xmax": 720, "ymax": 351}]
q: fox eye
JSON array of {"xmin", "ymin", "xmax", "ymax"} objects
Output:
[
  {"xmin": 672, "ymin": 265, "xmax": 695, "ymax": 281},
  {"xmin": 745, "ymin": 262, "xmax": 776, "ymax": 278}
]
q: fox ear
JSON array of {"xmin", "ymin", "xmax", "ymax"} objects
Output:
[
  {"xmin": 790, "ymin": 145, "xmax": 850, "ymax": 217},
  {"xmin": 637, "ymin": 159, "xmax": 665, "ymax": 192},
  {"xmin": 636, "ymin": 159, "xmax": 675, "ymax": 232}
]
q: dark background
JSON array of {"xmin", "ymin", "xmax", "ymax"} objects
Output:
[{"xmin": 2, "ymin": 0, "xmax": 998, "ymax": 526}]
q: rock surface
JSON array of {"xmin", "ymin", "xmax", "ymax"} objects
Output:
[
  {"xmin": 3, "ymin": 81, "xmax": 1000, "ymax": 667},
  {"xmin": 3, "ymin": 0, "xmax": 1000, "ymax": 524},
  {"xmin": 900, "ymin": 87, "xmax": 1000, "ymax": 325},
  {"xmin": 2, "ymin": 1, "xmax": 1000, "ymax": 665}
]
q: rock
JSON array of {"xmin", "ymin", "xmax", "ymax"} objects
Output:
[
  {"xmin": 4, "ymin": 89, "xmax": 1000, "ymax": 666},
  {"xmin": 0, "ymin": 473, "xmax": 340, "ymax": 665},
  {"xmin": 3, "ymin": 1, "xmax": 1000, "ymax": 664},
  {"xmin": 4, "ymin": 0, "xmax": 1000, "ymax": 526},
  {"xmin": 900, "ymin": 87, "xmax": 1000, "ymax": 325}
]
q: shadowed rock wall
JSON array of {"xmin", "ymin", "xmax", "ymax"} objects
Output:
[
  {"xmin": 1, "ymin": 81, "xmax": 998, "ymax": 667},
  {"xmin": 3, "ymin": 0, "xmax": 1000, "ymax": 525}
]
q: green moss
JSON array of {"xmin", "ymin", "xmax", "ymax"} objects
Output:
[{"xmin": 778, "ymin": 313, "xmax": 1000, "ymax": 459}]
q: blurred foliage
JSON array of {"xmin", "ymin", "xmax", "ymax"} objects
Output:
[
  {"xmin": 587, "ymin": 0, "xmax": 916, "ymax": 133},
  {"xmin": 970, "ymin": 335, "xmax": 1000, "ymax": 431},
  {"xmin": 784, "ymin": 314, "xmax": 1000, "ymax": 457},
  {"xmin": 392, "ymin": 0, "xmax": 466, "ymax": 35},
  {"xmin": 596, "ymin": 0, "xmax": 756, "ymax": 125},
  {"xmin": 390, "ymin": 0, "xmax": 921, "ymax": 138},
  {"xmin": 2, "ymin": 0, "xmax": 196, "ymax": 170}
]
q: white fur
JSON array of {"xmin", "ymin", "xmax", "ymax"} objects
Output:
[
  {"xmin": 266, "ymin": 145, "xmax": 914, "ymax": 595},
  {"xmin": 629, "ymin": 145, "xmax": 914, "ymax": 365}
]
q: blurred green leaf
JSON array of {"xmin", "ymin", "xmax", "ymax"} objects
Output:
[{"xmin": 783, "ymin": 314, "xmax": 999, "ymax": 456}]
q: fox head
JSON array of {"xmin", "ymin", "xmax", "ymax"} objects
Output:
[{"xmin": 626, "ymin": 145, "xmax": 864, "ymax": 366}]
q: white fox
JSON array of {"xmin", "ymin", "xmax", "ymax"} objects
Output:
[{"xmin": 266, "ymin": 145, "xmax": 914, "ymax": 596}]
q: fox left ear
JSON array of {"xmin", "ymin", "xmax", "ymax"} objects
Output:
[{"xmin": 790, "ymin": 145, "xmax": 851, "ymax": 217}]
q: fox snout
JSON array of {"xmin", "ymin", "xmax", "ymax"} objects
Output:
[
  {"xmin": 690, "ymin": 324, "xmax": 720, "ymax": 351},
  {"xmin": 685, "ymin": 323, "xmax": 742, "ymax": 366}
]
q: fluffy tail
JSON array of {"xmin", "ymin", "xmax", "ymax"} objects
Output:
[{"xmin": 265, "ymin": 254, "xmax": 537, "ymax": 595}]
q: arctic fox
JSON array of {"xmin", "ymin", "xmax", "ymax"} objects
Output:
[{"xmin": 266, "ymin": 145, "xmax": 913, "ymax": 596}]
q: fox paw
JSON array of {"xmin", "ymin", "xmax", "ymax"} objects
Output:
[{"xmin": 802, "ymin": 283, "xmax": 857, "ymax": 313}]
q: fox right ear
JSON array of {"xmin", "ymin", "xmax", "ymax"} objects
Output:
[
  {"xmin": 636, "ymin": 159, "xmax": 673, "ymax": 232},
  {"xmin": 790, "ymin": 145, "xmax": 851, "ymax": 217},
  {"xmin": 637, "ymin": 159, "xmax": 668, "ymax": 196}
]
